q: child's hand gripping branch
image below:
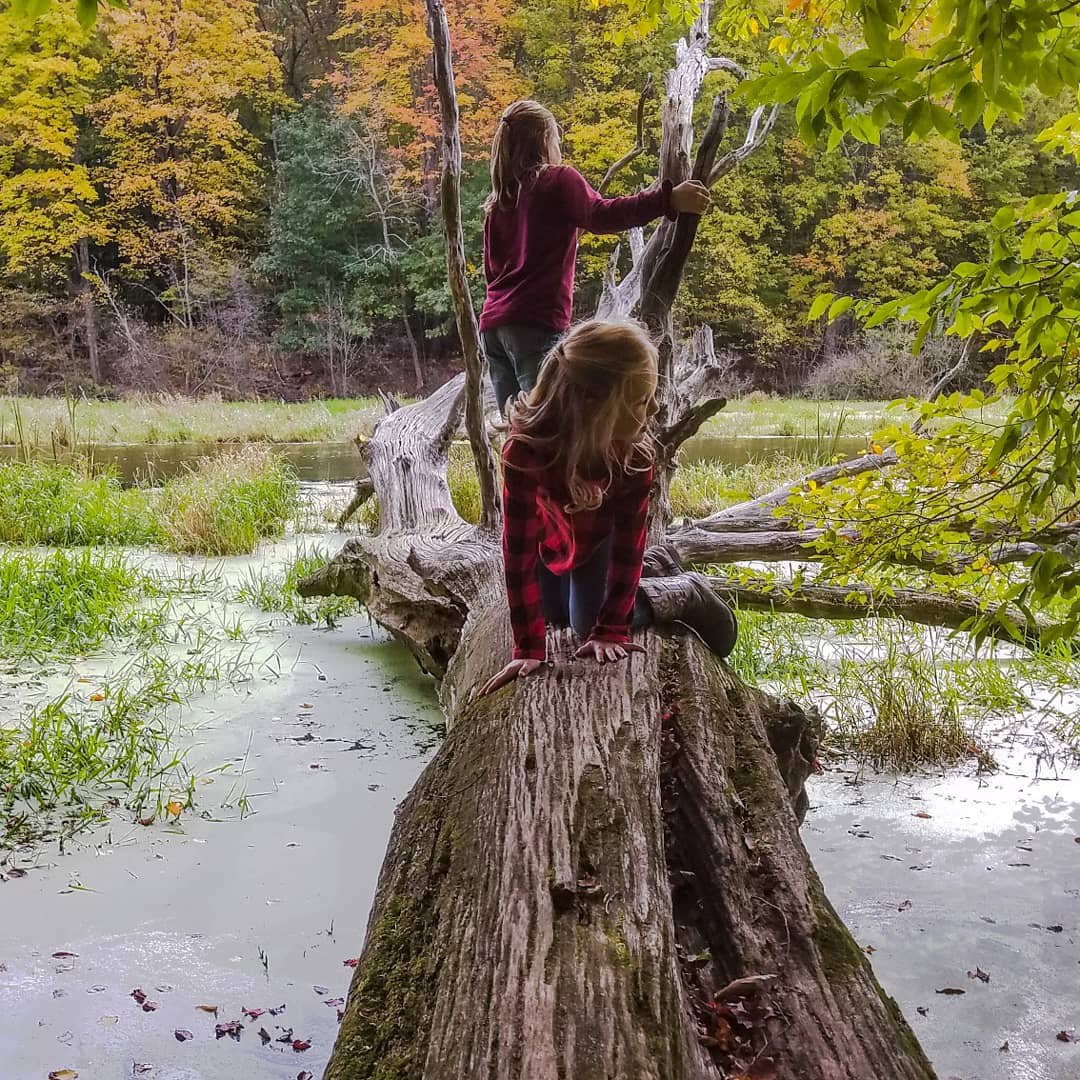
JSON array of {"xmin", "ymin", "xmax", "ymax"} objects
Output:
[{"xmin": 479, "ymin": 318, "xmax": 740, "ymax": 699}]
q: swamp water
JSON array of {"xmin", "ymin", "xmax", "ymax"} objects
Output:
[{"xmin": 0, "ymin": 471, "xmax": 1076, "ymax": 1080}]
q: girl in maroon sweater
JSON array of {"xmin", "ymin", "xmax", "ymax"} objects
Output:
[
  {"xmin": 479, "ymin": 99, "xmax": 710, "ymax": 414},
  {"xmin": 480, "ymin": 320, "xmax": 738, "ymax": 697}
]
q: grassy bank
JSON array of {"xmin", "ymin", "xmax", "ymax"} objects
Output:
[{"xmin": 0, "ymin": 446, "xmax": 298, "ymax": 556}]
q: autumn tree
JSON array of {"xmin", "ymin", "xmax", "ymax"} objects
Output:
[{"xmin": 91, "ymin": 0, "xmax": 286, "ymax": 326}]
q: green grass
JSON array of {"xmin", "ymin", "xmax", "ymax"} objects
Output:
[
  {"xmin": 0, "ymin": 395, "xmax": 383, "ymax": 448},
  {"xmin": 237, "ymin": 546, "xmax": 362, "ymax": 627},
  {"xmin": 0, "ymin": 549, "xmax": 164, "ymax": 659},
  {"xmin": 157, "ymin": 445, "xmax": 298, "ymax": 556},
  {"xmin": 0, "ymin": 661, "xmax": 196, "ymax": 847},
  {"xmin": 0, "ymin": 447, "xmax": 299, "ymax": 556},
  {"xmin": 0, "ymin": 460, "xmax": 159, "ymax": 546}
]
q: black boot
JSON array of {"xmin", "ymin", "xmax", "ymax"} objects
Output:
[
  {"xmin": 641, "ymin": 542, "xmax": 683, "ymax": 578},
  {"xmin": 638, "ymin": 572, "xmax": 738, "ymax": 658}
]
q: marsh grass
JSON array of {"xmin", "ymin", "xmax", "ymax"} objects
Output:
[
  {"xmin": 237, "ymin": 546, "xmax": 361, "ymax": 627},
  {"xmin": 0, "ymin": 395, "xmax": 384, "ymax": 449},
  {"xmin": 157, "ymin": 445, "xmax": 299, "ymax": 556},
  {"xmin": 0, "ymin": 549, "xmax": 166, "ymax": 658},
  {"xmin": 0, "ymin": 461, "xmax": 159, "ymax": 546},
  {"xmin": 1, "ymin": 664, "xmax": 190, "ymax": 846}
]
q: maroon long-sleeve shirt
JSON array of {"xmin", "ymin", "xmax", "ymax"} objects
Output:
[
  {"xmin": 479, "ymin": 166, "xmax": 675, "ymax": 333},
  {"xmin": 502, "ymin": 435, "xmax": 652, "ymax": 661}
]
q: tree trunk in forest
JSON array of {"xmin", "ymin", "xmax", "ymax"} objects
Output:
[
  {"xmin": 302, "ymin": 381, "xmax": 936, "ymax": 1080},
  {"xmin": 77, "ymin": 238, "xmax": 102, "ymax": 385}
]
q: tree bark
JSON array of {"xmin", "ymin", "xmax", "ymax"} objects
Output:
[
  {"xmin": 302, "ymin": 383, "xmax": 937, "ymax": 1080},
  {"xmin": 77, "ymin": 238, "xmax": 102, "ymax": 385}
]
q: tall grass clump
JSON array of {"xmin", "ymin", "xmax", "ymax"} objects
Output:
[
  {"xmin": 237, "ymin": 546, "xmax": 361, "ymax": 626},
  {"xmin": 823, "ymin": 639, "xmax": 993, "ymax": 771},
  {"xmin": 0, "ymin": 549, "xmax": 164, "ymax": 658},
  {"xmin": 0, "ymin": 461, "xmax": 158, "ymax": 546},
  {"xmin": 157, "ymin": 445, "xmax": 299, "ymax": 556}
]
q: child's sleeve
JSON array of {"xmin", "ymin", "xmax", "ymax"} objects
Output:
[
  {"xmin": 590, "ymin": 465, "xmax": 653, "ymax": 645},
  {"xmin": 556, "ymin": 166, "xmax": 676, "ymax": 234},
  {"xmin": 502, "ymin": 439, "xmax": 548, "ymax": 661}
]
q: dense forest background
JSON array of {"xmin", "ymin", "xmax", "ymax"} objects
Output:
[{"xmin": 1, "ymin": 0, "xmax": 1077, "ymax": 398}]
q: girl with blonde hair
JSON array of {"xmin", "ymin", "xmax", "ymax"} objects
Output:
[
  {"xmin": 479, "ymin": 99, "xmax": 710, "ymax": 414},
  {"xmin": 481, "ymin": 319, "xmax": 737, "ymax": 695}
]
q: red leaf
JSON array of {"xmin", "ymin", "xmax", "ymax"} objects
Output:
[
  {"xmin": 1058, "ymin": 1031, "xmax": 1076, "ymax": 1043},
  {"xmin": 863, "ymin": 944, "xmax": 876, "ymax": 954},
  {"xmin": 52, "ymin": 952, "xmax": 78, "ymax": 959},
  {"xmin": 243, "ymin": 1008, "xmax": 265, "ymax": 1020},
  {"xmin": 215, "ymin": 1021, "xmax": 244, "ymax": 1041},
  {"xmin": 141, "ymin": 1000, "xmax": 159, "ymax": 1012},
  {"xmin": 130, "ymin": 988, "xmax": 147, "ymax": 1004},
  {"xmin": 292, "ymin": 1039, "xmax": 312, "ymax": 1052},
  {"xmin": 913, "ymin": 811, "xmax": 932, "ymax": 819},
  {"xmin": 343, "ymin": 958, "xmax": 360, "ymax": 968},
  {"xmin": 174, "ymin": 1030, "xmax": 193, "ymax": 1042}
]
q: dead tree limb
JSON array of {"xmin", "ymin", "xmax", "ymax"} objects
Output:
[
  {"xmin": 598, "ymin": 74, "xmax": 655, "ymax": 194},
  {"xmin": 427, "ymin": 0, "xmax": 499, "ymax": 531}
]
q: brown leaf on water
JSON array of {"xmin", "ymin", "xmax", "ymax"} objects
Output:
[
  {"xmin": 196, "ymin": 1004, "xmax": 219, "ymax": 1016},
  {"xmin": 863, "ymin": 945, "xmax": 876, "ymax": 954},
  {"xmin": 343, "ymin": 958, "xmax": 360, "ymax": 968},
  {"xmin": 999, "ymin": 1041, "xmax": 1010, "ymax": 1052},
  {"xmin": 298, "ymin": 1073, "xmax": 314, "ymax": 1080},
  {"xmin": 916, "ymin": 1007, "xmax": 929, "ymax": 1016},
  {"xmin": 141, "ymin": 1000, "xmax": 159, "ymax": 1012},
  {"xmin": 242, "ymin": 1007, "xmax": 265, "ymax": 1020},
  {"xmin": 325, "ymin": 997, "xmax": 344, "ymax": 1007},
  {"xmin": 967, "ymin": 968, "xmax": 991, "ymax": 983},
  {"xmin": 268, "ymin": 1003, "xmax": 287, "ymax": 1016},
  {"xmin": 132, "ymin": 1066, "xmax": 153, "ymax": 1076},
  {"xmin": 936, "ymin": 987, "xmax": 966, "ymax": 995},
  {"xmin": 913, "ymin": 811, "xmax": 932, "ymax": 819},
  {"xmin": 138, "ymin": 815, "xmax": 155, "ymax": 827},
  {"xmin": 259, "ymin": 1027, "xmax": 272, "ymax": 1046},
  {"xmin": 6, "ymin": 868, "xmax": 27, "ymax": 879},
  {"xmin": 292, "ymin": 1039, "xmax": 311, "ymax": 1052},
  {"xmin": 174, "ymin": 1030, "xmax": 193, "ymax": 1042},
  {"xmin": 131, "ymin": 988, "xmax": 147, "ymax": 1004},
  {"xmin": 48, "ymin": 1071, "xmax": 78, "ymax": 1080},
  {"xmin": 898, "ymin": 899, "xmax": 913, "ymax": 912},
  {"xmin": 215, "ymin": 1020, "xmax": 243, "ymax": 1041},
  {"xmin": 1058, "ymin": 1031, "xmax": 1077, "ymax": 1043},
  {"xmin": 51, "ymin": 952, "xmax": 78, "ymax": 959},
  {"xmin": 312, "ymin": 985, "xmax": 328, "ymax": 996}
]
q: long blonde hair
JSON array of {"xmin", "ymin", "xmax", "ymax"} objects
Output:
[
  {"xmin": 484, "ymin": 99, "xmax": 562, "ymax": 215},
  {"xmin": 507, "ymin": 320, "xmax": 658, "ymax": 513}
]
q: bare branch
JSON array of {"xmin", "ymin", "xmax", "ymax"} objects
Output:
[
  {"xmin": 708, "ymin": 105, "xmax": 780, "ymax": 186},
  {"xmin": 707, "ymin": 575, "xmax": 1053, "ymax": 652},
  {"xmin": 599, "ymin": 74, "xmax": 655, "ymax": 194},
  {"xmin": 707, "ymin": 57, "xmax": 747, "ymax": 78},
  {"xmin": 912, "ymin": 335, "xmax": 975, "ymax": 434},
  {"xmin": 659, "ymin": 396, "xmax": 728, "ymax": 452}
]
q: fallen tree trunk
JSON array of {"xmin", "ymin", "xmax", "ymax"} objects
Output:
[{"xmin": 302, "ymin": 382, "xmax": 937, "ymax": 1080}]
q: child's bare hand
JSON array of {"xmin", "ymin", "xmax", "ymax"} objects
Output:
[
  {"xmin": 479, "ymin": 658, "xmax": 545, "ymax": 697},
  {"xmin": 671, "ymin": 180, "xmax": 710, "ymax": 215},
  {"xmin": 574, "ymin": 640, "xmax": 645, "ymax": 665}
]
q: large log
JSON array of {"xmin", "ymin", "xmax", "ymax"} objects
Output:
[{"xmin": 302, "ymin": 383, "xmax": 937, "ymax": 1080}]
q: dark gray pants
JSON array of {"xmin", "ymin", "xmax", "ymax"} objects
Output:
[
  {"xmin": 481, "ymin": 324, "xmax": 562, "ymax": 415},
  {"xmin": 538, "ymin": 534, "xmax": 652, "ymax": 641}
]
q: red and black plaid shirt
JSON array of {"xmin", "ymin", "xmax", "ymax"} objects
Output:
[{"xmin": 502, "ymin": 436, "xmax": 652, "ymax": 661}]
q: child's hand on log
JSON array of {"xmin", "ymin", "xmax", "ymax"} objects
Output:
[
  {"xmin": 478, "ymin": 658, "xmax": 545, "ymax": 697},
  {"xmin": 574, "ymin": 640, "xmax": 645, "ymax": 665}
]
